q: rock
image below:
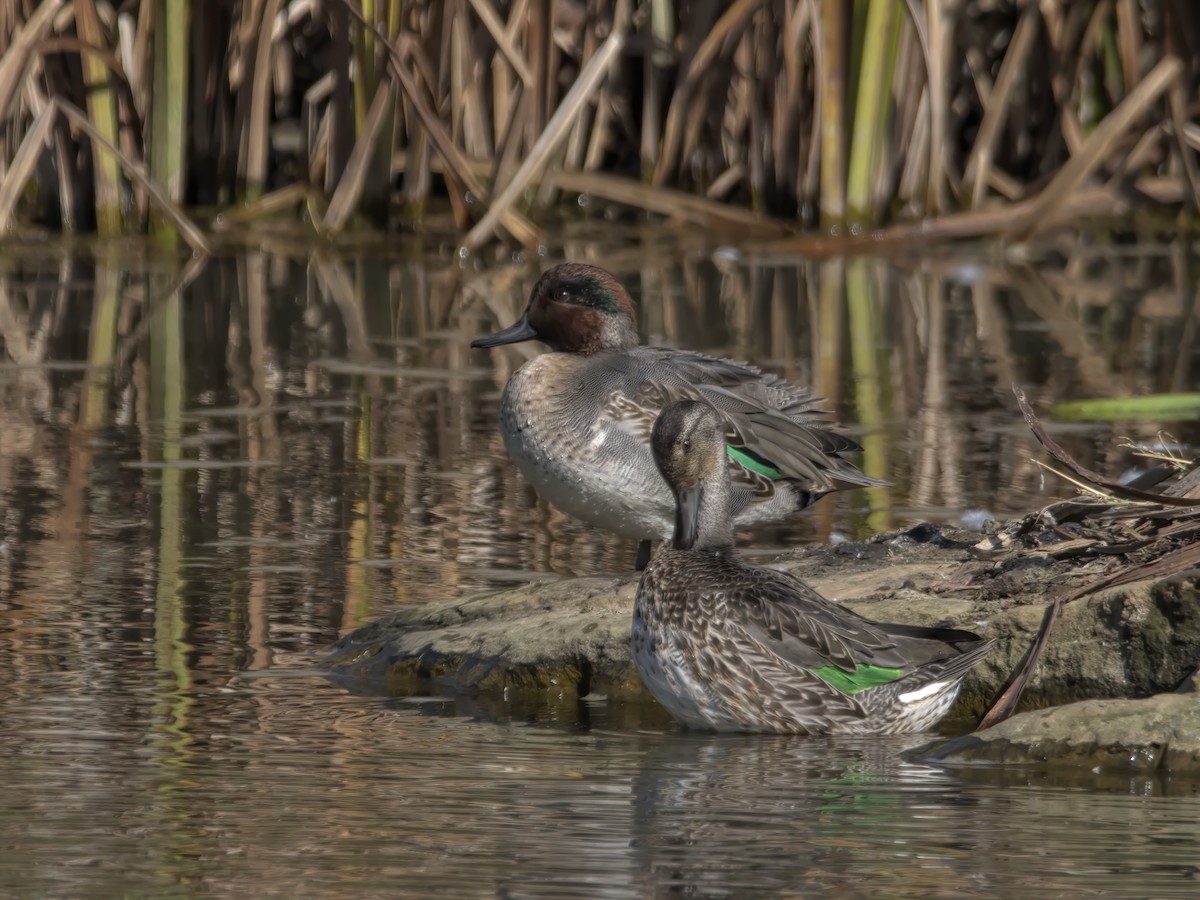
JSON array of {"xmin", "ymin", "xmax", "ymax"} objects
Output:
[
  {"xmin": 915, "ymin": 687, "xmax": 1200, "ymax": 775},
  {"xmin": 322, "ymin": 526, "xmax": 1200, "ymax": 720},
  {"xmin": 325, "ymin": 574, "xmax": 644, "ymax": 697}
]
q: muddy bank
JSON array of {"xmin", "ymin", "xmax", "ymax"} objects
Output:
[{"xmin": 323, "ymin": 524, "xmax": 1200, "ymax": 720}]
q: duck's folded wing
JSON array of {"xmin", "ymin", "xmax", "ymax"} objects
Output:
[
  {"xmin": 727, "ymin": 568, "xmax": 914, "ymax": 673},
  {"xmin": 637, "ymin": 347, "xmax": 824, "ymax": 413},
  {"xmin": 599, "ymin": 350, "xmax": 884, "ymax": 488},
  {"xmin": 697, "ymin": 385, "xmax": 879, "ymax": 487}
]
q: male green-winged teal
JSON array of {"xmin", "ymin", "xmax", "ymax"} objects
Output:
[
  {"xmin": 471, "ymin": 263, "xmax": 883, "ymax": 562},
  {"xmin": 632, "ymin": 399, "xmax": 991, "ymax": 734}
]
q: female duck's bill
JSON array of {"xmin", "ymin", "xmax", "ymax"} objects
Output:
[{"xmin": 632, "ymin": 399, "xmax": 991, "ymax": 735}]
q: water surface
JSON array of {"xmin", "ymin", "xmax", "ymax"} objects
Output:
[{"xmin": 1, "ymin": 241, "xmax": 1198, "ymax": 895}]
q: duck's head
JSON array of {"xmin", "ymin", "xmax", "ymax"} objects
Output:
[
  {"xmin": 650, "ymin": 400, "xmax": 734, "ymax": 551},
  {"xmin": 471, "ymin": 263, "xmax": 639, "ymax": 356}
]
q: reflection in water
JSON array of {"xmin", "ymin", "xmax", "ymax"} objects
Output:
[
  {"xmin": 0, "ymin": 244, "xmax": 1198, "ymax": 895},
  {"xmin": 630, "ymin": 732, "xmax": 1200, "ymax": 896},
  {"xmin": 2, "ymin": 673, "xmax": 1199, "ymax": 897}
]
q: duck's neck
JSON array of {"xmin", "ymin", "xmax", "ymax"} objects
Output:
[
  {"xmin": 672, "ymin": 468, "xmax": 735, "ymax": 553},
  {"xmin": 598, "ymin": 315, "xmax": 638, "ymax": 353}
]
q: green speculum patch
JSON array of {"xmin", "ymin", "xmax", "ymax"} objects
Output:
[
  {"xmin": 727, "ymin": 445, "xmax": 782, "ymax": 480},
  {"xmin": 812, "ymin": 664, "xmax": 905, "ymax": 695}
]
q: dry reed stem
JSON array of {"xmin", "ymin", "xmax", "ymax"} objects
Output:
[
  {"xmin": 887, "ymin": 22, "xmax": 923, "ymax": 210},
  {"xmin": 460, "ymin": 19, "xmax": 627, "ymax": 253},
  {"xmin": 759, "ymin": 174, "xmax": 1184, "ymax": 256},
  {"xmin": 596, "ymin": 1, "xmax": 637, "ymax": 175},
  {"xmin": 128, "ymin": 3, "xmax": 154, "ymax": 119},
  {"xmin": 246, "ymin": 0, "xmax": 284, "ymax": 199},
  {"xmin": 324, "ymin": 76, "xmax": 395, "ymax": 231},
  {"xmin": 74, "ymin": 0, "xmax": 124, "ymax": 234},
  {"xmin": 212, "ymin": 182, "xmax": 309, "ymax": 225},
  {"xmin": 1115, "ymin": 0, "xmax": 1141, "ymax": 95},
  {"xmin": 551, "ymin": 169, "xmax": 789, "ymax": 236},
  {"xmin": 816, "ymin": 0, "xmax": 845, "ymax": 224},
  {"xmin": 149, "ymin": 0, "xmax": 189, "ymax": 241},
  {"xmin": 57, "ymin": 99, "xmax": 211, "ymax": 254},
  {"xmin": 921, "ymin": 0, "xmax": 950, "ymax": 212},
  {"xmin": 564, "ymin": 12, "xmax": 598, "ymax": 170},
  {"xmin": 450, "ymin": 17, "xmax": 485, "ymax": 160},
  {"xmin": 964, "ymin": 2, "xmax": 1040, "ymax": 208},
  {"xmin": 1014, "ymin": 54, "xmax": 1184, "ymax": 236},
  {"xmin": 339, "ymin": 0, "xmax": 540, "ymax": 245},
  {"xmin": 0, "ymin": 102, "xmax": 56, "ymax": 230},
  {"xmin": 0, "ymin": 0, "xmax": 63, "ymax": 121},
  {"xmin": 773, "ymin": 2, "xmax": 805, "ymax": 193},
  {"xmin": 466, "ymin": 0, "xmax": 534, "ymax": 86},
  {"xmin": 654, "ymin": 0, "xmax": 762, "ymax": 186},
  {"xmin": 638, "ymin": 3, "xmax": 668, "ymax": 175},
  {"xmin": 846, "ymin": 0, "xmax": 900, "ymax": 223},
  {"xmin": 897, "ymin": 91, "xmax": 930, "ymax": 208},
  {"xmin": 1167, "ymin": 75, "xmax": 1200, "ymax": 209}
]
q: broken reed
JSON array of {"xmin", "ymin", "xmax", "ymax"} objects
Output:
[{"xmin": 0, "ymin": 0, "xmax": 1197, "ymax": 253}]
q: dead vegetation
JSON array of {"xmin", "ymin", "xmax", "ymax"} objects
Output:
[
  {"xmin": 0, "ymin": 1, "xmax": 1197, "ymax": 251},
  {"xmin": 978, "ymin": 386, "xmax": 1200, "ymax": 727}
]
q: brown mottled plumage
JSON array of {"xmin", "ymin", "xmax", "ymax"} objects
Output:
[
  {"xmin": 471, "ymin": 263, "xmax": 884, "ymax": 551},
  {"xmin": 632, "ymin": 400, "xmax": 992, "ymax": 734}
]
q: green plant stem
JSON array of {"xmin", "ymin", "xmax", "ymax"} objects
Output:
[
  {"xmin": 150, "ymin": 0, "xmax": 190, "ymax": 243},
  {"xmin": 846, "ymin": 0, "xmax": 901, "ymax": 225},
  {"xmin": 75, "ymin": 0, "xmax": 124, "ymax": 234}
]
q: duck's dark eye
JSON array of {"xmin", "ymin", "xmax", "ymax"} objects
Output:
[
  {"xmin": 557, "ymin": 288, "xmax": 572, "ymax": 301},
  {"xmin": 681, "ymin": 439, "xmax": 692, "ymax": 451}
]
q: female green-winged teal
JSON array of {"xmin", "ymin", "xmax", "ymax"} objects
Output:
[
  {"xmin": 471, "ymin": 263, "xmax": 883, "ymax": 562},
  {"xmin": 632, "ymin": 399, "xmax": 991, "ymax": 734}
]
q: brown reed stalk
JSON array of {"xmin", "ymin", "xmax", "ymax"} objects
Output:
[
  {"xmin": 241, "ymin": 0, "xmax": 282, "ymax": 201},
  {"xmin": 817, "ymin": 0, "xmax": 847, "ymax": 226},
  {"xmin": 324, "ymin": 77, "xmax": 395, "ymax": 231},
  {"xmin": 0, "ymin": 103, "xmax": 55, "ymax": 229},
  {"xmin": 963, "ymin": 2, "xmax": 1040, "ymax": 208}
]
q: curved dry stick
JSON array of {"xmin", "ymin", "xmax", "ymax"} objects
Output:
[
  {"xmin": 979, "ymin": 541, "xmax": 1200, "ymax": 728},
  {"xmin": 1014, "ymin": 385, "xmax": 1200, "ymax": 507},
  {"xmin": 978, "ymin": 386, "xmax": 1200, "ymax": 728},
  {"xmin": 977, "ymin": 595, "xmax": 1064, "ymax": 730}
]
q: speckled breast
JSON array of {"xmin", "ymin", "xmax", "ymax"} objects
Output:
[{"xmin": 496, "ymin": 354, "xmax": 674, "ymax": 540}]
